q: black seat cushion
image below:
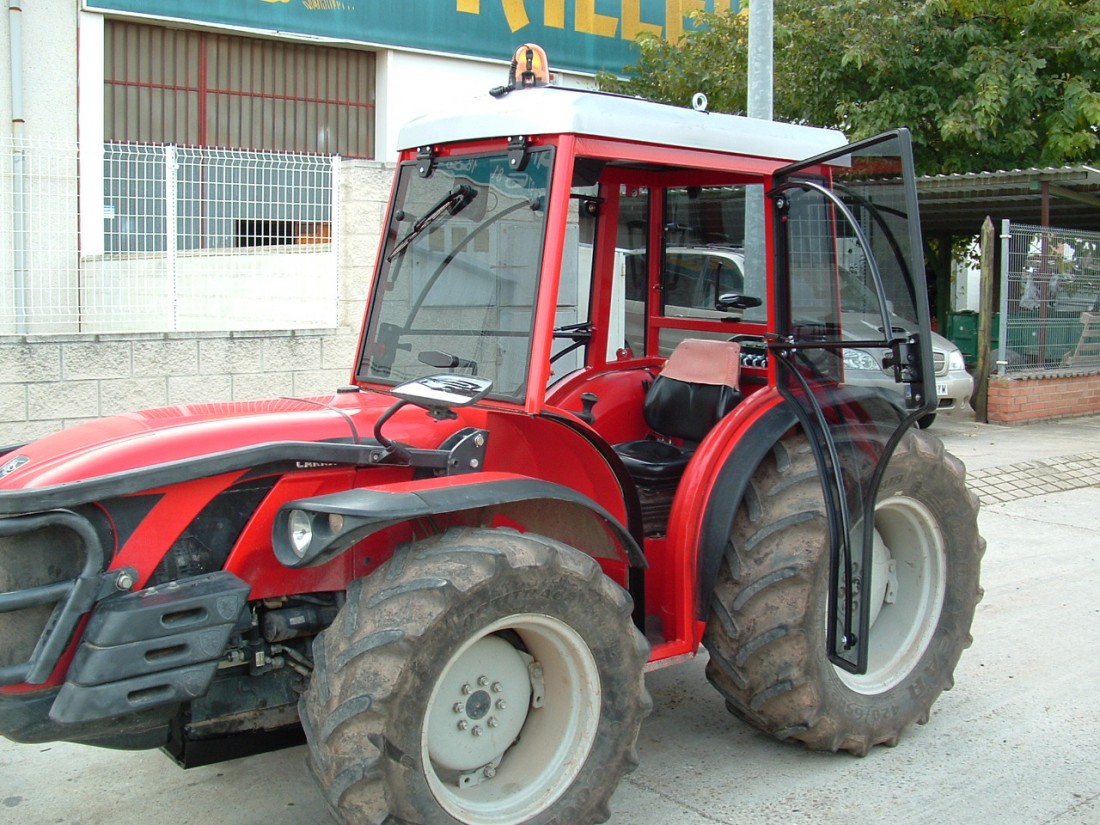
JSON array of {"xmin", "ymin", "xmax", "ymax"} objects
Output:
[{"xmin": 643, "ymin": 377, "xmax": 741, "ymax": 442}]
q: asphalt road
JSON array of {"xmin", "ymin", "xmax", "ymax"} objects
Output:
[{"xmin": 2, "ymin": 413, "xmax": 1099, "ymax": 824}]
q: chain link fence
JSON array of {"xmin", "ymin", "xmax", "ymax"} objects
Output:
[
  {"xmin": 1, "ymin": 137, "xmax": 340, "ymax": 334},
  {"xmin": 999, "ymin": 222, "xmax": 1100, "ymax": 374}
]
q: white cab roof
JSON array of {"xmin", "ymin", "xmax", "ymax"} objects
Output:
[{"xmin": 397, "ymin": 86, "xmax": 847, "ymax": 163}]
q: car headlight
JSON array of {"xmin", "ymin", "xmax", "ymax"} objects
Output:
[
  {"xmin": 947, "ymin": 349, "xmax": 966, "ymax": 371},
  {"xmin": 287, "ymin": 509, "xmax": 314, "ymax": 558},
  {"xmin": 842, "ymin": 348, "xmax": 881, "ymax": 371}
]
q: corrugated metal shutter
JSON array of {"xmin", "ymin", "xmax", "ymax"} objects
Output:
[{"xmin": 105, "ymin": 21, "xmax": 375, "ymax": 158}]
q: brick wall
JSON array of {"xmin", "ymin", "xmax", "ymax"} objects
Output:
[
  {"xmin": 987, "ymin": 372, "xmax": 1100, "ymax": 425},
  {"xmin": 0, "ymin": 160, "xmax": 392, "ymax": 446}
]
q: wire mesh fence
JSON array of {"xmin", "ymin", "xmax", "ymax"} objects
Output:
[
  {"xmin": 0, "ymin": 137, "xmax": 81, "ymax": 334},
  {"xmin": 1, "ymin": 137, "xmax": 339, "ymax": 334},
  {"xmin": 1000, "ymin": 222, "xmax": 1100, "ymax": 374}
]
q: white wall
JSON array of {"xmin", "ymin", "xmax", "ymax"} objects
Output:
[{"xmin": 17, "ymin": 0, "xmax": 78, "ymax": 143}]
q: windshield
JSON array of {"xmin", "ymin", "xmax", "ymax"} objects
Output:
[{"xmin": 356, "ymin": 149, "xmax": 554, "ymax": 399}]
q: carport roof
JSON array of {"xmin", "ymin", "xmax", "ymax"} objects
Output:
[{"xmin": 917, "ymin": 165, "xmax": 1100, "ymax": 237}]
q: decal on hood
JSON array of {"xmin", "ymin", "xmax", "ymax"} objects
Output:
[{"xmin": 0, "ymin": 455, "xmax": 29, "ymax": 479}]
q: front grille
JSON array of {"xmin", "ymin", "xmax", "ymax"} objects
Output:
[
  {"xmin": 0, "ymin": 511, "xmax": 106, "ymax": 685},
  {"xmin": 0, "ymin": 525, "xmax": 84, "ymax": 670}
]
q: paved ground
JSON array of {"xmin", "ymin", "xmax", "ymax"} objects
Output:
[{"xmin": 2, "ymin": 411, "xmax": 1099, "ymax": 824}]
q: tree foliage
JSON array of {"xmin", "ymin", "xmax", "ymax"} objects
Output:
[{"xmin": 598, "ymin": 0, "xmax": 1100, "ymax": 175}]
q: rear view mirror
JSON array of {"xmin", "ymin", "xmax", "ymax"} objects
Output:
[{"xmin": 392, "ymin": 374, "xmax": 493, "ymax": 413}]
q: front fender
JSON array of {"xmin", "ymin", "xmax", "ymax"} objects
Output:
[{"xmin": 273, "ymin": 472, "xmax": 646, "ymax": 570}]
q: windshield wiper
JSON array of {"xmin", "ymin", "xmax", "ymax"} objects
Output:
[{"xmin": 387, "ymin": 184, "xmax": 478, "ymax": 262}]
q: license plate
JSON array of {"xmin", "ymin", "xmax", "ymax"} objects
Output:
[{"xmin": 936, "ymin": 382, "xmax": 948, "ymax": 398}]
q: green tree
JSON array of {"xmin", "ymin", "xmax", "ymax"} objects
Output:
[
  {"xmin": 596, "ymin": 10, "xmax": 750, "ymax": 116},
  {"xmin": 599, "ymin": 1, "xmax": 1100, "ymax": 175}
]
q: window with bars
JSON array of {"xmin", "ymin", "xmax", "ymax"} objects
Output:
[{"xmin": 104, "ymin": 20, "xmax": 376, "ymax": 158}]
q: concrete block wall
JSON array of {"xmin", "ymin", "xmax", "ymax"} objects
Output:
[
  {"xmin": 987, "ymin": 372, "xmax": 1100, "ymax": 425},
  {"xmin": 0, "ymin": 329, "xmax": 359, "ymax": 444},
  {"xmin": 0, "ymin": 159, "xmax": 393, "ymax": 446}
]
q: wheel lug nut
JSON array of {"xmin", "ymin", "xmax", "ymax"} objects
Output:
[
  {"xmin": 453, "ymin": 702, "xmax": 464, "ymax": 714},
  {"xmin": 457, "ymin": 720, "xmax": 468, "ymax": 731},
  {"xmin": 472, "ymin": 726, "xmax": 482, "ymax": 737},
  {"xmin": 496, "ymin": 699, "xmax": 507, "ymax": 710},
  {"xmin": 477, "ymin": 675, "xmax": 489, "ymax": 687},
  {"xmin": 491, "ymin": 682, "xmax": 503, "ymax": 693},
  {"xmin": 487, "ymin": 717, "xmax": 498, "ymax": 728},
  {"xmin": 461, "ymin": 683, "xmax": 472, "ymax": 695}
]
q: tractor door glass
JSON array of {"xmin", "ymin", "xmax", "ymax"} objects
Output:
[
  {"xmin": 772, "ymin": 130, "xmax": 933, "ymax": 674},
  {"xmin": 357, "ymin": 149, "xmax": 553, "ymax": 399}
]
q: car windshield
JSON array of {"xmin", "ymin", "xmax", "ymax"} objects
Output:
[{"xmin": 356, "ymin": 149, "xmax": 554, "ymax": 399}]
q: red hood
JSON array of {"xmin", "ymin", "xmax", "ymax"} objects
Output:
[{"xmin": 0, "ymin": 392, "xmax": 399, "ymax": 490}]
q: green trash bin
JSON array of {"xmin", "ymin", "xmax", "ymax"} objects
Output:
[{"xmin": 948, "ymin": 310, "xmax": 1000, "ymax": 368}]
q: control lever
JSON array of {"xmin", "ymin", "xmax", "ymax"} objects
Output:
[{"xmin": 577, "ymin": 392, "xmax": 598, "ymax": 425}]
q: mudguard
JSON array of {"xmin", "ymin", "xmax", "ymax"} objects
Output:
[
  {"xmin": 690, "ymin": 399, "xmax": 800, "ymax": 621},
  {"xmin": 273, "ymin": 471, "xmax": 646, "ymax": 570}
]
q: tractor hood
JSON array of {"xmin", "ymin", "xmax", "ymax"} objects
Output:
[{"xmin": 0, "ymin": 391, "xmax": 409, "ymax": 494}]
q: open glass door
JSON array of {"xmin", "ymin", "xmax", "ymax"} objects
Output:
[{"xmin": 770, "ymin": 130, "xmax": 935, "ymax": 673}]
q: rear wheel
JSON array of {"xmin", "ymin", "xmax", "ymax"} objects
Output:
[
  {"xmin": 302, "ymin": 527, "xmax": 651, "ymax": 824},
  {"xmin": 702, "ymin": 428, "xmax": 983, "ymax": 754}
]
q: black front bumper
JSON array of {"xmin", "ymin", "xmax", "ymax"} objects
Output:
[{"xmin": 1, "ymin": 568, "xmax": 250, "ymax": 743}]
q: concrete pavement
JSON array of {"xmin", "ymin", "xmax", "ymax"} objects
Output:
[{"xmin": 1, "ymin": 411, "xmax": 1098, "ymax": 824}]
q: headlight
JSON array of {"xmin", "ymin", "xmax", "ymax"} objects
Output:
[
  {"xmin": 842, "ymin": 348, "xmax": 881, "ymax": 371},
  {"xmin": 947, "ymin": 349, "xmax": 966, "ymax": 371},
  {"xmin": 287, "ymin": 509, "xmax": 314, "ymax": 558}
]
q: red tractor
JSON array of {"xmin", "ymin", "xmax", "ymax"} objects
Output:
[{"xmin": 0, "ymin": 54, "xmax": 982, "ymax": 825}]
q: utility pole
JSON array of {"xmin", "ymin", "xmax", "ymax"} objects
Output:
[
  {"xmin": 746, "ymin": 0, "xmax": 774, "ymax": 120},
  {"xmin": 743, "ymin": 0, "xmax": 773, "ymax": 311}
]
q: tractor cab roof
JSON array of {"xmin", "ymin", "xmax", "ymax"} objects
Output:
[{"xmin": 397, "ymin": 85, "xmax": 847, "ymax": 163}]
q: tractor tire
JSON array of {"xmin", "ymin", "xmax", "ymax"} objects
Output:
[
  {"xmin": 301, "ymin": 527, "xmax": 651, "ymax": 825},
  {"xmin": 702, "ymin": 428, "xmax": 983, "ymax": 755}
]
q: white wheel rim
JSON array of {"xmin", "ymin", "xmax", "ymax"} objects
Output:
[
  {"xmin": 423, "ymin": 613, "xmax": 601, "ymax": 824},
  {"xmin": 836, "ymin": 496, "xmax": 947, "ymax": 695}
]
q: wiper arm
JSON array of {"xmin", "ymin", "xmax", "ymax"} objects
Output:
[{"xmin": 387, "ymin": 184, "xmax": 478, "ymax": 262}]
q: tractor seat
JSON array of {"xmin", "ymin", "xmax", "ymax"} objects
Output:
[{"xmin": 613, "ymin": 338, "xmax": 742, "ymax": 484}]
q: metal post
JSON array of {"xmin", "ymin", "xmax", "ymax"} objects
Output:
[
  {"xmin": 744, "ymin": 0, "xmax": 773, "ymax": 317},
  {"xmin": 330, "ymin": 153, "xmax": 341, "ymax": 327},
  {"xmin": 165, "ymin": 145, "xmax": 178, "ymax": 330},
  {"xmin": 974, "ymin": 216, "xmax": 996, "ymax": 422},
  {"xmin": 997, "ymin": 219, "xmax": 1010, "ymax": 377},
  {"xmin": 1037, "ymin": 181, "xmax": 1051, "ymax": 364},
  {"xmin": 746, "ymin": 0, "xmax": 774, "ymax": 121}
]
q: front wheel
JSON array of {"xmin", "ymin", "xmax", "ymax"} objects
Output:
[
  {"xmin": 702, "ymin": 428, "xmax": 984, "ymax": 755},
  {"xmin": 302, "ymin": 527, "xmax": 651, "ymax": 825}
]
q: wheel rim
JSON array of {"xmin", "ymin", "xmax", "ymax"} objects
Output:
[
  {"xmin": 423, "ymin": 613, "xmax": 601, "ymax": 824},
  {"xmin": 836, "ymin": 496, "xmax": 947, "ymax": 695}
]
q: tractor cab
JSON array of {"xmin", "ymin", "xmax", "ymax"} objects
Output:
[{"xmin": 354, "ymin": 68, "xmax": 935, "ymax": 671}]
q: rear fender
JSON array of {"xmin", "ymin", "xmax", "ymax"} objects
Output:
[
  {"xmin": 272, "ymin": 472, "xmax": 646, "ymax": 570},
  {"xmin": 668, "ymin": 391, "xmax": 799, "ymax": 626}
]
